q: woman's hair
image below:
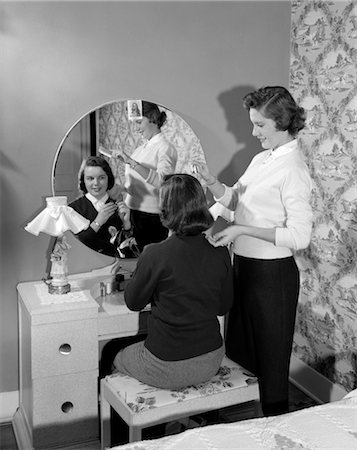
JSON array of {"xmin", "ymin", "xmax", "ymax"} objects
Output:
[
  {"xmin": 78, "ymin": 156, "xmax": 115, "ymax": 193},
  {"xmin": 243, "ymin": 86, "xmax": 306, "ymax": 136},
  {"xmin": 160, "ymin": 174, "xmax": 213, "ymax": 236},
  {"xmin": 142, "ymin": 101, "xmax": 167, "ymax": 129}
]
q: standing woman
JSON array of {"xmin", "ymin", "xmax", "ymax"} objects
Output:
[
  {"xmin": 198, "ymin": 86, "xmax": 313, "ymax": 416},
  {"xmin": 118, "ymin": 101, "xmax": 177, "ymax": 251}
]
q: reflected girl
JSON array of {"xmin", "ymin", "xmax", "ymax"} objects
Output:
[{"xmin": 69, "ymin": 156, "xmax": 132, "ymax": 257}]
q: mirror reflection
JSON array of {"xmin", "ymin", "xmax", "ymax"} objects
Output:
[{"xmin": 52, "ymin": 99, "xmax": 206, "ymax": 257}]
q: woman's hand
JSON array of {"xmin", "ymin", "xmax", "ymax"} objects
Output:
[
  {"xmin": 192, "ymin": 162, "xmax": 225, "ymax": 199},
  {"xmin": 191, "ymin": 162, "xmax": 215, "ymax": 185},
  {"xmin": 95, "ymin": 203, "xmax": 118, "ymax": 226},
  {"xmin": 207, "ymin": 225, "xmax": 276, "ymax": 247},
  {"xmin": 206, "ymin": 225, "xmax": 243, "ymax": 247},
  {"xmin": 115, "ymin": 149, "xmax": 132, "ymax": 165}
]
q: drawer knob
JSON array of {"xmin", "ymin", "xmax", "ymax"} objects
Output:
[
  {"xmin": 61, "ymin": 401, "xmax": 74, "ymax": 413},
  {"xmin": 59, "ymin": 343, "xmax": 72, "ymax": 355}
]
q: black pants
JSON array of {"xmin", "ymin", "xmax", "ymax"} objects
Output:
[
  {"xmin": 130, "ymin": 209, "xmax": 168, "ymax": 252},
  {"xmin": 226, "ymin": 255, "xmax": 299, "ymax": 416}
]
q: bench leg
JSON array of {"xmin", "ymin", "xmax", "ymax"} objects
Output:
[
  {"xmin": 129, "ymin": 426, "xmax": 142, "ymax": 443},
  {"xmin": 100, "ymin": 389, "xmax": 111, "ymax": 450}
]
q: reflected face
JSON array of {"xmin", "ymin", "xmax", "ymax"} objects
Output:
[
  {"xmin": 84, "ymin": 166, "xmax": 108, "ymax": 200},
  {"xmin": 249, "ymin": 108, "xmax": 288, "ymax": 150},
  {"xmin": 134, "ymin": 117, "xmax": 156, "ymax": 140}
]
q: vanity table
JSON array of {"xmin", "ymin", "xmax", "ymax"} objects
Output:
[{"xmin": 12, "ymin": 264, "xmax": 149, "ymax": 450}]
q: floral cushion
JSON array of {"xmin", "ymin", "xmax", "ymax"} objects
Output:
[{"xmin": 106, "ymin": 356, "xmax": 257, "ymax": 414}]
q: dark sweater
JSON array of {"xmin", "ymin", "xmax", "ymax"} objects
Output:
[
  {"xmin": 124, "ymin": 233, "xmax": 234, "ymax": 361},
  {"xmin": 69, "ymin": 196, "xmax": 125, "ymax": 257}
]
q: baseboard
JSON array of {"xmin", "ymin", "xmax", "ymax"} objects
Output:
[
  {"xmin": 289, "ymin": 355, "xmax": 348, "ymax": 404},
  {"xmin": 0, "ymin": 390, "xmax": 19, "ymax": 423}
]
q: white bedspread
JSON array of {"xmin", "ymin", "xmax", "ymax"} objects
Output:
[{"xmin": 112, "ymin": 391, "xmax": 357, "ymax": 450}]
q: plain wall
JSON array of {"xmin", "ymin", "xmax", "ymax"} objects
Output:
[{"xmin": 0, "ymin": 1, "xmax": 291, "ymax": 394}]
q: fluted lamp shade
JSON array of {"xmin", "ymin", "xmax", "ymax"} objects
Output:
[
  {"xmin": 25, "ymin": 196, "xmax": 89, "ymax": 237},
  {"xmin": 25, "ymin": 196, "xmax": 90, "ymax": 294}
]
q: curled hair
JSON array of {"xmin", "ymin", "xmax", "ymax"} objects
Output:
[
  {"xmin": 160, "ymin": 174, "xmax": 213, "ymax": 236},
  {"xmin": 142, "ymin": 101, "xmax": 167, "ymax": 129},
  {"xmin": 78, "ymin": 156, "xmax": 115, "ymax": 193},
  {"xmin": 243, "ymin": 86, "xmax": 306, "ymax": 136}
]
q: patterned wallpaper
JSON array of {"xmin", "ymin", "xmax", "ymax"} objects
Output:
[
  {"xmin": 290, "ymin": 1, "xmax": 357, "ymax": 391},
  {"xmin": 98, "ymin": 100, "xmax": 206, "ymax": 186}
]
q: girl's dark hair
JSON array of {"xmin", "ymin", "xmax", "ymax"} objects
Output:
[
  {"xmin": 160, "ymin": 174, "xmax": 213, "ymax": 236},
  {"xmin": 243, "ymin": 86, "xmax": 306, "ymax": 137},
  {"xmin": 142, "ymin": 101, "xmax": 167, "ymax": 129},
  {"xmin": 78, "ymin": 156, "xmax": 115, "ymax": 193}
]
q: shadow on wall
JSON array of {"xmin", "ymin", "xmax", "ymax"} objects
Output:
[
  {"xmin": 312, "ymin": 352, "xmax": 357, "ymax": 393},
  {"xmin": 293, "ymin": 351, "xmax": 355, "ymax": 403},
  {"xmin": 217, "ymin": 85, "xmax": 261, "ymax": 186},
  {"xmin": 0, "ymin": 150, "xmax": 25, "ymax": 265}
]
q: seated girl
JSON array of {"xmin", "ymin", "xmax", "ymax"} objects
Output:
[
  {"xmin": 69, "ymin": 156, "xmax": 133, "ymax": 257},
  {"xmin": 112, "ymin": 173, "xmax": 234, "ymax": 389}
]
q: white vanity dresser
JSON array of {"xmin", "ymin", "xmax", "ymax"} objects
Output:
[
  {"xmin": 12, "ymin": 261, "xmax": 147, "ymax": 450},
  {"xmin": 13, "ymin": 96, "xmax": 206, "ymax": 449}
]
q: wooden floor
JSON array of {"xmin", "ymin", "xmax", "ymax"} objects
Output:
[{"xmin": 0, "ymin": 383, "xmax": 318, "ymax": 450}]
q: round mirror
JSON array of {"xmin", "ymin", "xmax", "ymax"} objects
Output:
[{"xmin": 52, "ymin": 99, "xmax": 206, "ymax": 257}]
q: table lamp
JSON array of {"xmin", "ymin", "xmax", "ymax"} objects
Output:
[{"xmin": 25, "ymin": 196, "xmax": 90, "ymax": 294}]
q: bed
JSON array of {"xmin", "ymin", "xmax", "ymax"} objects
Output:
[{"xmin": 111, "ymin": 389, "xmax": 357, "ymax": 449}]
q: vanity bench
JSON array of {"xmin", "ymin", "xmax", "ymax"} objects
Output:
[{"xmin": 100, "ymin": 356, "xmax": 259, "ymax": 447}]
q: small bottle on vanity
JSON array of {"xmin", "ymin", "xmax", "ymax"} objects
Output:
[{"xmin": 114, "ymin": 273, "xmax": 125, "ymax": 291}]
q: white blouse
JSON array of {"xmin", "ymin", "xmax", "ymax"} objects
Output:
[
  {"xmin": 124, "ymin": 133, "xmax": 177, "ymax": 214},
  {"xmin": 215, "ymin": 139, "xmax": 313, "ymax": 259},
  {"xmin": 85, "ymin": 192, "xmax": 109, "ymax": 212}
]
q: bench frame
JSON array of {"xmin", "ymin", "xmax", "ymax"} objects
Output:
[{"xmin": 100, "ymin": 374, "xmax": 259, "ymax": 447}]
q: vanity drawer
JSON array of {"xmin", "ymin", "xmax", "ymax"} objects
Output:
[
  {"xmin": 32, "ymin": 370, "xmax": 98, "ymax": 448},
  {"xmin": 32, "ymin": 319, "xmax": 98, "ymax": 378}
]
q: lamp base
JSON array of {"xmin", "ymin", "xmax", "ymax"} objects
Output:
[{"xmin": 48, "ymin": 283, "xmax": 71, "ymax": 295}]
